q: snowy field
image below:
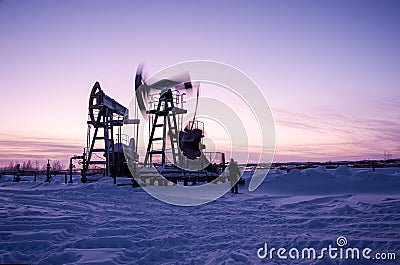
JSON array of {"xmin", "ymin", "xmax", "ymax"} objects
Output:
[{"xmin": 1, "ymin": 166, "xmax": 400, "ymax": 264}]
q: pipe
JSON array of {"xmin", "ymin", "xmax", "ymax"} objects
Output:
[
  {"xmin": 45, "ymin": 159, "xmax": 51, "ymax": 182},
  {"xmin": 69, "ymin": 154, "xmax": 85, "ymax": 184}
]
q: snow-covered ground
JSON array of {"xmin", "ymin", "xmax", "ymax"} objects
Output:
[{"xmin": 1, "ymin": 167, "xmax": 400, "ymax": 264}]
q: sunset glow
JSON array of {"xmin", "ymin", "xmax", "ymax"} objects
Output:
[{"xmin": 1, "ymin": 0, "xmax": 399, "ymax": 166}]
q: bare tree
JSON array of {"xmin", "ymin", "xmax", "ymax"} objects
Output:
[
  {"xmin": 384, "ymin": 152, "xmax": 393, "ymax": 160},
  {"xmin": 26, "ymin": 160, "xmax": 33, "ymax": 170},
  {"xmin": 51, "ymin": 160, "xmax": 65, "ymax": 171},
  {"xmin": 7, "ymin": 161, "xmax": 14, "ymax": 170}
]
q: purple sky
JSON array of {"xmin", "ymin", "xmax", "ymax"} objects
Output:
[{"xmin": 1, "ymin": 0, "xmax": 399, "ymax": 166}]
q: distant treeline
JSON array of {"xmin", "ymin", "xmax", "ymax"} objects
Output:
[
  {"xmin": 244, "ymin": 159, "xmax": 400, "ymax": 170},
  {"xmin": 1, "ymin": 160, "xmax": 65, "ymax": 171}
]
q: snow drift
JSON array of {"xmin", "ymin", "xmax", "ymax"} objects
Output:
[
  {"xmin": 252, "ymin": 166, "xmax": 400, "ymax": 195},
  {"xmin": 0, "ymin": 167, "xmax": 399, "ymax": 264}
]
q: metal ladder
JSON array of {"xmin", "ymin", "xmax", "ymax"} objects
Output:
[
  {"xmin": 144, "ymin": 90, "xmax": 181, "ymax": 167},
  {"xmin": 85, "ymin": 108, "xmax": 115, "ymax": 175}
]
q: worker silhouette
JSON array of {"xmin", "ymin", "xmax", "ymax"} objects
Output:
[{"xmin": 228, "ymin": 158, "xmax": 240, "ymax": 194}]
